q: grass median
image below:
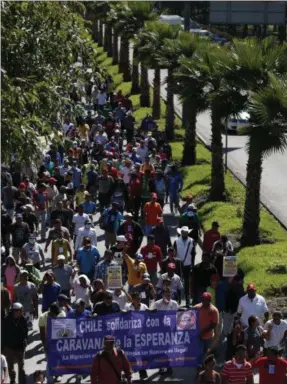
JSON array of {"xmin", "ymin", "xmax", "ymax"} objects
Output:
[{"xmin": 97, "ymin": 45, "xmax": 287, "ymax": 297}]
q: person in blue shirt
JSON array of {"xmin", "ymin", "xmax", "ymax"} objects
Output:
[
  {"xmin": 167, "ymin": 165, "xmax": 183, "ymax": 215},
  {"xmin": 40, "ymin": 271, "xmax": 61, "ymax": 312},
  {"xmin": 71, "ymin": 161, "xmax": 82, "ymax": 191},
  {"xmin": 68, "ymin": 298, "xmax": 91, "ymax": 318},
  {"xmin": 113, "ymin": 102, "xmax": 126, "ymax": 122},
  {"xmin": 76, "ymin": 238, "xmax": 101, "ymax": 280},
  {"xmin": 140, "ymin": 114, "xmax": 156, "ymax": 132},
  {"xmin": 102, "ymin": 202, "xmax": 124, "ymax": 248},
  {"xmin": 129, "ymin": 149, "xmax": 142, "ymax": 164},
  {"xmin": 81, "ymin": 194, "xmax": 97, "ymax": 215}
]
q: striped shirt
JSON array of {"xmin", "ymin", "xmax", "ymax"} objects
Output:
[{"xmin": 221, "ymin": 359, "xmax": 253, "ymax": 383}]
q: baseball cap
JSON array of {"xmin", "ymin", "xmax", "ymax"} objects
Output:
[
  {"xmin": 116, "ymin": 235, "xmax": 127, "ymax": 242},
  {"xmin": 247, "ymin": 283, "xmax": 256, "ymax": 291},
  {"xmin": 104, "ymin": 335, "xmax": 115, "ymax": 342},
  {"xmin": 58, "ymin": 294, "xmax": 69, "ymax": 302},
  {"xmin": 12, "ymin": 302, "xmax": 23, "ymax": 310},
  {"xmin": 124, "ymin": 212, "xmax": 133, "ymax": 218},
  {"xmin": 20, "ymin": 270, "xmax": 29, "ymax": 276},
  {"xmin": 135, "ymin": 254, "xmax": 144, "ymax": 261},
  {"xmin": 16, "ymin": 213, "xmax": 23, "ymax": 219},
  {"xmin": 151, "ymin": 193, "xmax": 157, "ymax": 199},
  {"xmin": 49, "ymin": 177, "xmax": 57, "ymax": 184},
  {"xmin": 202, "ymin": 292, "xmax": 212, "ymax": 300},
  {"xmin": 142, "ymin": 273, "xmax": 150, "ymax": 281},
  {"xmin": 57, "ymin": 255, "xmax": 66, "ymax": 261},
  {"xmin": 167, "ymin": 263, "xmax": 176, "ymax": 269}
]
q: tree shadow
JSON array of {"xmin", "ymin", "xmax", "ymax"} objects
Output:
[
  {"xmin": 25, "ymin": 342, "xmax": 43, "ymax": 359},
  {"xmin": 223, "ymin": 147, "xmax": 241, "ymax": 153}
]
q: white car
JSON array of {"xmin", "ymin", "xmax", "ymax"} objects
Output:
[
  {"xmin": 226, "ymin": 111, "xmax": 250, "ymax": 133},
  {"xmin": 160, "ymin": 14, "xmax": 184, "ymax": 27},
  {"xmin": 189, "ymin": 29, "xmax": 213, "ymax": 38}
]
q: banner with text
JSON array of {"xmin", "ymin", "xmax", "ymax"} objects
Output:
[{"xmin": 47, "ymin": 310, "xmax": 202, "ymax": 375}]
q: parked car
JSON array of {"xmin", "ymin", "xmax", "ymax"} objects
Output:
[
  {"xmin": 160, "ymin": 14, "xmax": 184, "ymax": 27},
  {"xmin": 189, "ymin": 29, "xmax": 213, "ymax": 39},
  {"xmin": 225, "ymin": 111, "xmax": 250, "ymax": 133}
]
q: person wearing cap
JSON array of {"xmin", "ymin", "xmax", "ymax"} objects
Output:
[
  {"xmin": 2, "ymin": 302, "xmax": 28, "ymax": 384},
  {"xmin": 262, "ymin": 311, "xmax": 287, "ymax": 352},
  {"xmin": 174, "ymin": 226, "xmax": 194, "ymax": 307},
  {"xmin": 75, "ymin": 218, "xmax": 97, "ymax": 250},
  {"xmin": 252, "ymin": 346, "xmax": 287, "ymax": 384},
  {"xmin": 193, "ymin": 292, "xmax": 220, "ymax": 355},
  {"xmin": 101, "ymin": 202, "xmax": 124, "ymax": 248},
  {"xmin": 151, "ymin": 216, "xmax": 172, "ymax": 257},
  {"xmin": 141, "ymin": 234, "xmax": 162, "ymax": 285},
  {"xmin": 152, "ymin": 288, "xmax": 179, "ymax": 312},
  {"xmin": 179, "ymin": 203, "xmax": 200, "ymax": 244},
  {"xmin": 167, "ymin": 164, "xmax": 183, "ymax": 215},
  {"xmin": 22, "ymin": 204, "xmax": 39, "ymax": 233},
  {"xmin": 221, "ymin": 344, "xmax": 254, "ymax": 384},
  {"xmin": 76, "ymin": 237, "xmax": 100, "ymax": 280},
  {"xmin": 40, "ymin": 271, "xmax": 61, "ymax": 313},
  {"xmin": 117, "ymin": 212, "xmax": 144, "ymax": 256},
  {"xmin": 237, "ymin": 284, "xmax": 269, "ymax": 328},
  {"xmin": 33, "ymin": 183, "xmax": 49, "ymax": 241},
  {"xmin": 51, "ymin": 229, "xmax": 72, "ymax": 266},
  {"xmin": 10, "ymin": 214, "xmax": 30, "ymax": 264},
  {"xmin": 143, "ymin": 192, "xmax": 163, "ymax": 235},
  {"xmin": 161, "ymin": 247, "xmax": 181, "ymax": 276},
  {"xmin": 53, "ymin": 255, "xmax": 73, "ymax": 297},
  {"xmin": 123, "ymin": 250, "xmax": 148, "ymax": 290},
  {"xmin": 94, "ymin": 249, "xmax": 119, "ymax": 283},
  {"xmin": 91, "ymin": 334, "xmax": 132, "ymax": 384},
  {"xmin": 156, "ymin": 263, "xmax": 183, "ymax": 302},
  {"xmin": 57, "ymin": 293, "xmax": 72, "ymax": 316},
  {"xmin": 131, "ymin": 273, "xmax": 156, "ymax": 307}
]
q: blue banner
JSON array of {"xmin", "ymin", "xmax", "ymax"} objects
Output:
[{"xmin": 47, "ymin": 310, "xmax": 203, "ymax": 375}]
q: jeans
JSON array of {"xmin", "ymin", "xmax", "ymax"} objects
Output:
[
  {"xmin": 35, "ymin": 210, "xmax": 46, "ymax": 239},
  {"xmin": 145, "ymin": 224, "xmax": 153, "ymax": 236},
  {"xmin": 5, "ymin": 207, "xmax": 14, "ymax": 219}
]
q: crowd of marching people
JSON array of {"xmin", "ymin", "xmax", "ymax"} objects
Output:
[{"xmin": 1, "ymin": 69, "xmax": 287, "ymax": 384}]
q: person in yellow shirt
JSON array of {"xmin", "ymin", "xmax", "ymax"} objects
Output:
[
  {"xmin": 141, "ymin": 156, "xmax": 155, "ymax": 173},
  {"xmin": 78, "ymin": 122, "xmax": 89, "ymax": 140},
  {"xmin": 51, "ymin": 233, "xmax": 72, "ymax": 266},
  {"xmin": 75, "ymin": 184, "xmax": 87, "ymax": 206},
  {"xmin": 123, "ymin": 252, "xmax": 147, "ymax": 289}
]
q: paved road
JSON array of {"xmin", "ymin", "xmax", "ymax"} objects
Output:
[
  {"xmin": 23, "ymin": 205, "xmax": 203, "ymax": 383},
  {"xmin": 146, "ymin": 67, "xmax": 287, "ymax": 228}
]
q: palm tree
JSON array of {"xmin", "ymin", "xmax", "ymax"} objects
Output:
[
  {"xmin": 136, "ymin": 21, "xmax": 178, "ymax": 118},
  {"xmin": 242, "ymin": 75, "xmax": 287, "ymax": 245},
  {"xmin": 175, "ymin": 52, "xmax": 207, "ymax": 165},
  {"xmin": 91, "ymin": 2, "xmax": 110, "ymax": 47},
  {"xmin": 156, "ymin": 31, "xmax": 198, "ymax": 141},
  {"xmin": 106, "ymin": 6, "xmax": 120, "ymax": 64}
]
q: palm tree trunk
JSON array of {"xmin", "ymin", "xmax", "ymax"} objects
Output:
[
  {"xmin": 165, "ymin": 68, "xmax": 175, "ymax": 141},
  {"xmin": 119, "ymin": 37, "xmax": 131, "ymax": 81},
  {"xmin": 182, "ymin": 104, "xmax": 197, "ymax": 166},
  {"xmin": 182, "ymin": 98, "xmax": 189, "ymax": 129},
  {"xmin": 131, "ymin": 47, "xmax": 140, "ymax": 94},
  {"xmin": 112, "ymin": 29, "xmax": 119, "ymax": 64},
  {"xmin": 242, "ymin": 136, "xmax": 262, "ymax": 246},
  {"xmin": 92, "ymin": 19, "xmax": 99, "ymax": 42},
  {"xmin": 106, "ymin": 25, "xmax": 113, "ymax": 57},
  {"xmin": 210, "ymin": 104, "xmax": 225, "ymax": 201},
  {"xmin": 104, "ymin": 24, "xmax": 108, "ymax": 52},
  {"xmin": 152, "ymin": 67, "xmax": 161, "ymax": 120},
  {"xmin": 98, "ymin": 20, "xmax": 104, "ymax": 46},
  {"xmin": 140, "ymin": 66, "xmax": 150, "ymax": 107}
]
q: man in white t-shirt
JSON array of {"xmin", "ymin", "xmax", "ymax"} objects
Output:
[
  {"xmin": 237, "ymin": 283, "xmax": 269, "ymax": 327},
  {"xmin": 112, "ymin": 288, "xmax": 131, "ymax": 310},
  {"xmin": 124, "ymin": 291, "xmax": 148, "ymax": 312},
  {"xmin": 72, "ymin": 206, "xmax": 89, "ymax": 241},
  {"xmin": 97, "ymin": 90, "xmax": 107, "ymax": 109},
  {"xmin": 152, "ymin": 289, "xmax": 179, "ymax": 311},
  {"xmin": 94, "ymin": 128, "xmax": 108, "ymax": 145},
  {"xmin": 263, "ymin": 311, "xmax": 287, "ymax": 349},
  {"xmin": 136, "ymin": 140, "xmax": 148, "ymax": 163}
]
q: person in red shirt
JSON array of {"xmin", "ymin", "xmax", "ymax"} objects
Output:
[
  {"xmin": 203, "ymin": 221, "xmax": 221, "ymax": 254},
  {"xmin": 103, "ymin": 112, "xmax": 116, "ymax": 140},
  {"xmin": 106, "ymin": 161, "xmax": 118, "ymax": 179},
  {"xmin": 128, "ymin": 172, "xmax": 142, "ymax": 221},
  {"xmin": 141, "ymin": 234, "xmax": 162, "ymax": 285},
  {"xmin": 221, "ymin": 344, "xmax": 254, "ymax": 384},
  {"xmin": 252, "ymin": 347, "xmax": 287, "ymax": 384},
  {"xmin": 91, "ymin": 335, "xmax": 132, "ymax": 384},
  {"xmin": 144, "ymin": 193, "xmax": 162, "ymax": 236}
]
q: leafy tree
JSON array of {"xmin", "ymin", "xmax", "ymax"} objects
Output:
[{"xmin": 1, "ymin": 2, "xmax": 97, "ymax": 164}]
